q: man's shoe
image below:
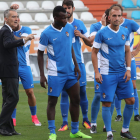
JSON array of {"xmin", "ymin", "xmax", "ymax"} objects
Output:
[
  {"xmin": 106, "ymin": 134, "xmax": 113, "ymax": 140},
  {"xmin": 90, "ymin": 125, "xmax": 97, "ymax": 134},
  {"xmin": 13, "ymin": 118, "xmax": 16, "ymax": 126},
  {"xmin": 31, "ymin": 115, "xmax": 41, "ymax": 126},
  {"xmin": 134, "ymin": 115, "xmax": 140, "ymax": 121},
  {"xmin": 103, "ymin": 127, "xmax": 116, "ymax": 132},
  {"xmin": 120, "ymin": 131, "xmax": 137, "ymax": 139},
  {"xmin": 48, "ymin": 133, "xmax": 57, "ymax": 140},
  {"xmin": 0, "ymin": 129, "xmax": 12, "ymax": 136},
  {"xmin": 82, "ymin": 120, "xmax": 91, "ymax": 129},
  {"xmin": 70, "ymin": 131, "xmax": 92, "ymax": 138},
  {"xmin": 12, "ymin": 131, "xmax": 21, "ymax": 135},
  {"xmin": 115, "ymin": 115, "xmax": 122, "ymax": 121},
  {"xmin": 58, "ymin": 124, "xmax": 69, "ymax": 131}
]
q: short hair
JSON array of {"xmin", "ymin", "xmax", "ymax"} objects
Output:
[
  {"xmin": 62, "ymin": 0, "xmax": 74, "ymax": 7},
  {"xmin": 4, "ymin": 9, "xmax": 17, "ymax": 18},
  {"xmin": 53, "ymin": 6, "xmax": 66, "ymax": 17},
  {"xmin": 105, "ymin": 9, "xmax": 110, "ymax": 19},
  {"xmin": 109, "ymin": 4, "xmax": 123, "ymax": 15}
]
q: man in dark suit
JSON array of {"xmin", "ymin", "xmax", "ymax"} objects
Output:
[{"xmin": 0, "ymin": 9, "xmax": 35, "ymax": 136}]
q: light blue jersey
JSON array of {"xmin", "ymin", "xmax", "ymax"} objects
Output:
[
  {"xmin": 120, "ymin": 18, "xmax": 140, "ymax": 53},
  {"xmin": 90, "ymin": 21, "xmax": 102, "ymax": 68},
  {"xmin": 14, "ymin": 26, "xmax": 32, "ymax": 66},
  {"xmin": 70, "ymin": 18, "xmax": 89, "ymax": 63},
  {"xmin": 38, "ymin": 23, "xmax": 75, "ymax": 76},
  {"xmin": 93, "ymin": 25, "xmax": 130, "ymax": 75}
]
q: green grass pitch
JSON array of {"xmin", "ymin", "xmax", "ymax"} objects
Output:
[{"xmin": 0, "ymin": 81, "xmax": 140, "ymax": 139}]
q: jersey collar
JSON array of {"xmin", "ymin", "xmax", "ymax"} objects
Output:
[
  {"xmin": 51, "ymin": 24, "xmax": 63, "ymax": 32},
  {"xmin": 107, "ymin": 24, "xmax": 120, "ymax": 33}
]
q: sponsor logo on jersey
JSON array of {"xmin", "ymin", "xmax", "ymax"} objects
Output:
[
  {"xmin": 74, "ymin": 25, "xmax": 77, "ymax": 29},
  {"xmin": 103, "ymin": 93, "xmax": 106, "ymax": 98},
  {"xmin": 66, "ymin": 32, "xmax": 69, "ymax": 37},
  {"xmin": 50, "ymin": 87, "xmax": 52, "ymax": 93},
  {"xmin": 122, "ymin": 34, "xmax": 125, "ymax": 40},
  {"xmin": 96, "ymin": 84, "xmax": 99, "ymax": 90}
]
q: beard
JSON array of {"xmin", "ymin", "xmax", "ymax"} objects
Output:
[{"xmin": 67, "ymin": 12, "xmax": 73, "ymax": 19}]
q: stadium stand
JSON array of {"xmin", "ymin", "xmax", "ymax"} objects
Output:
[
  {"xmin": 26, "ymin": 1, "xmax": 40, "ymax": 10},
  {"xmin": 122, "ymin": 0, "xmax": 137, "ymax": 8},
  {"xmin": 73, "ymin": 12, "xmax": 79, "ymax": 19},
  {"xmin": 11, "ymin": 1, "xmax": 25, "ymax": 10},
  {"xmin": 35, "ymin": 13, "xmax": 49, "ymax": 22},
  {"xmin": 19, "ymin": 13, "xmax": 34, "ymax": 22},
  {"xmin": 0, "ymin": 2, "xmax": 9, "ymax": 10},
  {"xmin": 131, "ymin": 11, "xmax": 140, "ymax": 19},
  {"xmin": 41, "ymin": 1, "xmax": 55, "ymax": 10},
  {"xmin": 137, "ymin": 0, "xmax": 140, "ymax": 7}
]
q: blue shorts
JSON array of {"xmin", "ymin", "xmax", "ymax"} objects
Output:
[
  {"xmin": 94, "ymin": 68, "xmax": 101, "ymax": 93},
  {"xmin": 48, "ymin": 74, "xmax": 78, "ymax": 97},
  {"xmin": 131, "ymin": 59, "xmax": 136, "ymax": 80},
  {"xmin": 18, "ymin": 65, "xmax": 34, "ymax": 89},
  {"xmin": 100, "ymin": 72, "xmax": 134, "ymax": 102},
  {"xmin": 78, "ymin": 63, "xmax": 87, "ymax": 86}
]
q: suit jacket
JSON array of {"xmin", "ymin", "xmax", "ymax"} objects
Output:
[{"xmin": 0, "ymin": 25, "xmax": 24, "ymax": 78}]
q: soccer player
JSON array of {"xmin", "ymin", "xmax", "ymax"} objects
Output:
[
  {"xmin": 37, "ymin": 6, "xmax": 92, "ymax": 140},
  {"xmin": 92, "ymin": 5, "xmax": 136, "ymax": 140},
  {"xmin": 113, "ymin": 4, "xmax": 140, "ymax": 122},
  {"xmin": 58, "ymin": 0, "xmax": 92, "ymax": 131},
  {"xmin": 90, "ymin": 9, "xmax": 116, "ymax": 133},
  {"xmin": 10, "ymin": 4, "xmax": 41, "ymax": 126}
]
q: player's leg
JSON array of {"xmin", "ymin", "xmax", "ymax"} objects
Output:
[
  {"xmin": 100, "ymin": 74, "xmax": 117, "ymax": 140},
  {"xmin": 131, "ymin": 60, "xmax": 140, "ymax": 121},
  {"xmin": 90, "ymin": 74, "xmax": 100, "ymax": 133},
  {"xmin": 47, "ymin": 75, "xmax": 66, "ymax": 140},
  {"xmin": 65, "ymin": 75, "xmax": 92, "ymax": 138},
  {"xmin": 58, "ymin": 89, "xmax": 69, "ymax": 131},
  {"xmin": 19, "ymin": 66, "xmax": 41, "ymax": 126},
  {"xmin": 78, "ymin": 63, "xmax": 90, "ymax": 129},
  {"xmin": 116, "ymin": 73, "xmax": 136, "ymax": 139},
  {"xmin": 114, "ymin": 95, "xmax": 122, "ymax": 121}
]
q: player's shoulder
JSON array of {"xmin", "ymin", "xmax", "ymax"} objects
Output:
[
  {"xmin": 42, "ymin": 25, "xmax": 52, "ymax": 35},
  {"xmin": 22, "ymin": 26, "xmax": 31, "ymax": 30},
  {"xmin": 90, "ymin": 22, "xmax": 102, "ymax": 30},
  {"xmin": 120, "ymin": 25, "xmax": 129, "ymax": 33},
  {"xmin": 124, "ymin": 18, "xmax": 137, "ymax": 25},
  {"xmin": 73, "ymin": 18, "xmax": 84, "ymax": 25},
  {"xmin": 65, "ymin": 23, "xmax": 74, "ymax": 30}
]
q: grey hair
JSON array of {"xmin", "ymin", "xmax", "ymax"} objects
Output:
[{"xmin": 4, "ymin": 9, "xmax": 17, "ymax": 18}]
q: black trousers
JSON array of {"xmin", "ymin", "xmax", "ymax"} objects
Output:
[{"xmin": 0, "ymin": 78, "xmax": 19, "ymax": 133}]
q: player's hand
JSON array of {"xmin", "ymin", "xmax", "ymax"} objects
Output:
[
  {"xmin": 101, "ymin": 13, "xmax": 107, "ymax": 26},
  {"xmin": 24, "ymin": 34, "xmax": 36, "ymax": 42},
  {"xmin": 74, "ymin": 65, "xmax": 81, "ymax": 80},
  {"xmin": 74, "ymin": 30, "xmax": 83, "ymax": 38},
  {"xmin": 10, "ymin": 4, "xmax": 19, "ymax": 10},
  {"xmin": 123, "ymin": 70, "xmax": 131, "ymax": 83},
  {"xmin": 40, "ymin": 75, "xmax": 48, "ymax": 89},
  {"xmin": 95, "ymin": 72, "xmax": 103, "ymax": 84}
]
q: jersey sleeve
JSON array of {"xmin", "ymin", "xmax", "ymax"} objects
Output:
[
  {"xmin": 80, "ymin": 21, "xmax": 89, "ymax": 37},
  {"xmin": 21, "ymin": 27, "xmax": 32, "ymax": 37},
  {"xmin": 131, "ymin": 20, "xmax": 140, "ymax": 34},
  {"xmin": 72, "ymin": 26, "xmax": 75, "ymax": 43},
  {"xmin": 93, "ymin": 31, "xmax": 102, "ymax": 49},
  {"xmin": 125, "ymin": 29, "xmax": 130, "ymax": 46},
  {"xmin": 38, "ymin": 32, "xmax": 48, "ymax": 51},
  {"xmin": 90, "ymin": 23, "xmax": 99, "ymax": 37}
]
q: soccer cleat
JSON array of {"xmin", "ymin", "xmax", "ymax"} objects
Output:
[
  {"xmin": 82, "ymin": 120, "xmax": 91, "ymax": 129},
  {"xmin": 103, "ymin": 127, "xmax": 116, "ymax": 132},
  {"xmin": 134, "ymin": 115, "xmax": 140, "ymax": 121},
  {"xmin": 13, "ymin": 118, "xmax": 16, "ymax": 126},
  {"xmin": 106, "ymin": 134, "xmax": 113, "ymax": 140},
  {"xmin": 58, "ymin": 124, "xmax": 69, "ymax": 131},
  {"xmin": 70, "ymin": 130, "xmax": 92, "ymax": 138},
  {"xmin": 90, "ymin": 125, "xmax": 97, "ymax": 134},
  {"xmin": 48, "ymin": 133, "xmax": 57, "ymax": 140},
  {"xmin": 115, "ymin": 115, "xmax": 122, "ymax": 121},
  {"xmin": 120, "ymin": 131, "xmax": 137, "ymax": 139},
  {"xmin": 31, "ymin": 115, "xmax": 41, "ymax": 126}
]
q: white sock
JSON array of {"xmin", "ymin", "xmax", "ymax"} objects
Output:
[
  {"xmin": 122, "ymin": 127, "xmax": 129, "ymax": 133},
  {"xmin": 91, "ymin": 123, "xmax": 97, "ymax": 127},
  {"xmin": 107, "ymin": 131, "xmax": 113, "ymax": 137}
]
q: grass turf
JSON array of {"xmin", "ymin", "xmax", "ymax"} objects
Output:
[{"xmin": 0, "ymin": 81, "xmax": 140, "ymax": 139}]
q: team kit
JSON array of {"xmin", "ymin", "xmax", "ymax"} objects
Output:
[{"xmin": 4, "ymin": 0, "xmax": 140, "ymax": 140}]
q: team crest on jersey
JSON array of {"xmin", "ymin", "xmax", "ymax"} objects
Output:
[
  {"xmin": 96, "ymin": 84, "xmax": 99, "ymax": 90},
  {"xmin": 125, "ymin": 26, "xmax": 127, "ymax": 28},
  {"xmin": 74, "ymin": 25, "xmax": 77, "ymax": 29},
  {"xmin": 103, "ymin": 93, "xmax": 106, "ymax": 98},
  {"xmin": 122, "ymin": 34, "xmax": 125, "ymax": 40},
  {"xmin": 50, "ymin": 87, "xmax": 52, "ymax": 93},
  {"xmin": 66, "ymin": 32, "xmax": 69, "ymax": 37}
]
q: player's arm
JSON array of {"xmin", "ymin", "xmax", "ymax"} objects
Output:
[
  {"xmin": 131, "ymin": 43, "xmax": 140, "ymax": 57},
  {"xmin": 124, "ymin": 44, "xmax": 131, "ymax": 83},
  {"xmin": 72, "ymin": 46, "xmax": 81, "ymax": 80}
]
